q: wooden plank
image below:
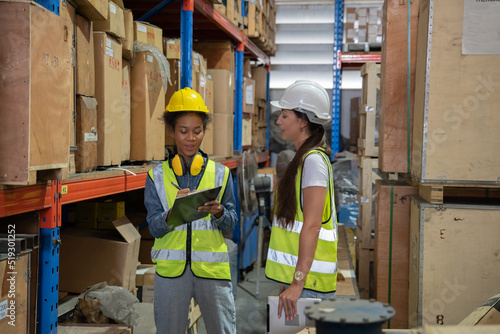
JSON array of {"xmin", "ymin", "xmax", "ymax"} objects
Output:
[
  {"xmin": 358, "ymin": 105, "xmax": 379, "ymax": 157},
  {"xmin": 379, "ymin": 0, "xmax": 419, "ymax": 173},
  {"xmin": 336, "ymin": 224, "xmax": 359, "ymax": 297},
  {"xmin": 409, "ymin": 197, "xmax": 500, "ymax": 327},
  {"xmin": 361, "ymin": 63, "xmax": 380, "ymax": 109},
  {"xmin": 350, "ymin": 97, "xmax": 360, "ymax": 146},
  {"xmin": 355, "ymin": 239, "xmax": 373, "ymax": 300},
  {"xmin": 412, "ymin": 0, "xmax": 500, "ymax": 183},
  {"xmin": 374, "ymin": 181, "xmax": 419, "ymax": 329},
  {"xmin": 357, "ymin": 157, "xmax": 382, "ymax": 248},
  {"xmin": 419, "ymin": 183, "xmax": 500, "ymax": 205}
]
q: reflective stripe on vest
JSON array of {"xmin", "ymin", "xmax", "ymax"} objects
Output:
[
  {"xmin": 149, "ymin": 160, "xmax": 231, "ymax": 280},
  {"xmin": 265, "ymin": 149, "xmax": 338, "ymax": 292}
]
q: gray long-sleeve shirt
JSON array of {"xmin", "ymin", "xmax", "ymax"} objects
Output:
[{"xmin": 144, "ymin": 158, "xmax": 238, "ymax": 239}]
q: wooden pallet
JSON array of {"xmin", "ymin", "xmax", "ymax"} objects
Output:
[
  {"xmin": 361, "ymin": 63, "xmax": 380, "ymax": 109},
  {"xmin": 417, "ymin": 182, "xmax": 500, "ymax": 205}
]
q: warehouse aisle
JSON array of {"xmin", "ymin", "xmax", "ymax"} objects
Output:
[{"xmin": 133, "ymin": 268, "xmax": 280, "ymax": 334}]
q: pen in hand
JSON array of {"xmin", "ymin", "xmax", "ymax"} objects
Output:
[{"xmin": 171, "ymin": 182, "xmax": 182, "ymax": 190}]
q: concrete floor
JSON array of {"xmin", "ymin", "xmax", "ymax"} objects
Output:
[{"xmin": 133, "ymin": 268, "xmax": 281, "ymax": 334}]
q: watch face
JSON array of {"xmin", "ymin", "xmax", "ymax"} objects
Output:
[{"xmin": 295, "ymin": 271, "xmax": 304, "ymax": 281}]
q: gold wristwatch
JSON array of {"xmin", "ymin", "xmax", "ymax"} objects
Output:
[{"xmin": 294, "ymin": 271, "xmax": 305, "ymax": 282}]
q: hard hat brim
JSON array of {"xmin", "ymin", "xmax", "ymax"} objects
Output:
[{"xmin": 270, "ymin": 100, "xmax": 284, "ymax": 109}]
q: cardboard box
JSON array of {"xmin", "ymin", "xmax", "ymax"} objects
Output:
[
  {"xmin": 267, "ymin": 296, "xmax": 319, "ymax": 334},
  {"xmin": 93, "ymin": 1, "xmax": 125, "ymax": 40},
  {"xmin": 60, "ymin": 216, "xmax": 141, "ymax": 293},
  {"xmin": 0, "ymin": 2, "xmax": 72, "ymax": 185},
  {"xmin": 122, "ymin": 59, "xmax": 131, "ymax": 161},
  {"xmin": 243, "ymin": 58, "xmax": 252, "ymax": 78},
  {"xmin": 93, "ymin": 32, "xmax": 123, "ymax": 166},
  {"xmin": 200, "ymin": 77, "xmax": 214, "ymax": 155},
  {"xmin": 208, "ymin": 69, "xmax": 234, "ymax": 115},
  {"xmin": 0, "ymin": 252, "xmax": 30, "ymax": 333},
  {"xmin": 134, "ymin": 21, "xmax": 163, "ymax": 51},
  {"xmin": 165, "ymin": 38, "xmax": 180, "ymax": 59},
  {"xmin": 139, "ymin": 239, "xmax": 154, "ymax": 265},
  {"xmin": 76, "ymin": 15, "xmax": 95, "ymax": 96},
  {"xmin": 165, "ymin": 59, "xmax": 180, "ymax": 146},
  {"xmin": 251, "ymin": 66, "xmax": 267, "ymax": 101},
  {"xmin": 130, "ymin": 51, "xmax": 166, "ymax": 161},
  {"xmin": 122, "ymin": 9, "xmax": 133, "ymax": 59},
  {"xmin": 75, "ymin": 96, "xmax": 98, "ymax": 173},
  {"xmin": 136, "ymin": 264, "xmax": 155, "ymax": 302},
  {"xmin": 460, "ymin": 292, "xmax": 500, "ymax": 325},
  {"xmin": 194, "ymin": 41, "xmax": 235, "ymax": 72},
  {"xmin": 73, "ymin": 0, "xmax": 108, "ymax": 21},
  {"xmin": 242, "ymin": 117, "xmax": 252, "ymax": 147},
  {"xmin": 213, "ymin": 113, "xmax": 234, "ymax": 157},
  {"xmin": 76, "ymin": 201, "xmax": 99, "ymax": 229},
  {"xmin": 243, "ymin": 78, "xmax": 255, "ymax": 114}
]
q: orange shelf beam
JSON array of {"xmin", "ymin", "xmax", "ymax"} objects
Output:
[{"xmin": 0, "ymin": 184, "xmax": 55, "ymax": 218}]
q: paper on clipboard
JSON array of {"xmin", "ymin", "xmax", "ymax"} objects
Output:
[{"xmin": 167, "ymin": 186, "xmax": 222, "ymax": 229}]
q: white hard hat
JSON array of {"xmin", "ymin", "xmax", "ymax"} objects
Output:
[{"xmin": 271, "ymin": 80, "xmax": 331, "ymax": 125}]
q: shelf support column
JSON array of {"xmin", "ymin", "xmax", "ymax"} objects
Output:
[
  {"xmin": 265, "ymin": 64, "xmax": 271, "ymax": 151},
  {"xmin": 37, "ymin": 180, "xmax": 62, "ymax": 334},
  {"xmin": 181, "ymin": 0, "xmax": 194, "ymax": 89},
  {"xmin": 332, "ymin": 0, "xmax": 344, "ymax": 156},
  {"xmin": 234, "ymin": 40, "xmax": 244, "ymax": 153}
]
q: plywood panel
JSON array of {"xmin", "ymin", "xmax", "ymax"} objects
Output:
[
  {"xmin": 409, "ymin": 197, "xmax": 500, "ymax": 327},
  {"xmin": 411, "ymin": 0, "xmax": 500, "ymax": 183},
  {"xmin": 379, "ymin": 0, "xmax": 419, "ymax": 173},
  {"xmin": 75, "ymin": 96, "xmax": 98, "ymax": 172},
  {"xmin": 374, "ymin": 181, "xmax": 418, "ymax": 329}
]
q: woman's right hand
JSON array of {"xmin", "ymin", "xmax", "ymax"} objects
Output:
[{"xmin": 176, "ymin": 188, "xmax": 190, "ymax": 198}]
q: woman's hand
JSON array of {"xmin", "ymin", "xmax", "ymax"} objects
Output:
[
  {"xmin": 278, "ymin": 282, "xmax": 304, "ymax": 321},
  {"xmin": 198, "ymin": 200, "xmax": 224, "ymax": 218}
]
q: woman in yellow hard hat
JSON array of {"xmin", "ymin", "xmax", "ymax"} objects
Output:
[{"xmin": 144, "ymin": 88, "xmax": 237, "ymax": 333}]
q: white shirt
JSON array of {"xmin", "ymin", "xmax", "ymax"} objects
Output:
[{"xmin": 301, "ymin": 153, "xmax": 329, "ymax": 189}]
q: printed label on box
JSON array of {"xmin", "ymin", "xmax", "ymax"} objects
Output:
[
  {"xmin": 106, "ymin": 47, "xmax": 114, "ymax": 57},
  {"xmin": 0, "ymin": 299, "xmax": 7, "ymax": 320},
  {"xmin": 147, "ymin": 55, "xmax": 154, "ymax": 63},
  {"xmin": 110, "ymin": 3, "xmax": 116, "ymax": 14},
  {"xmin": 137, "ymin": 24, "xmax": 147, "ymax": 33},
  {"xmin": 167, "ymin": 39, "xmax": 175, "ymax": 44},
  {"xmin": 200, "ymin": 74, "xmax": 206, "ymax": 88},
  {"xmin": 245, "ymin": 85, "xmax": 254, "ymax": 105},
  {"xmin": 84, "ymin": 132, "xmax": 98, "ymax": 142},
  {"xmin": 106, "ymin": 39, "xmax": 112, "ymax": 48}
]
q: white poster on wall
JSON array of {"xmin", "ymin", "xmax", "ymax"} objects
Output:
[{"xmin": 462, "ymin": 0, "xmax": 500, "ymax": 55}]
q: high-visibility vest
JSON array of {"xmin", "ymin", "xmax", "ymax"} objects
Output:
[
  {"xmin": 148, "ymin": 159, "xmax": 231, "ymax": 280},
  {"xmin": 265, "ymin": 149, "xmax": 338, "ymax": 292}
]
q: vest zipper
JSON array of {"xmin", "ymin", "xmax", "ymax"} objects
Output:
[{"xmin": 187, "ymin": 221, "xmax": 192, "ymax": 264}]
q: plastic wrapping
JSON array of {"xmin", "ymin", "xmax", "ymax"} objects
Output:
[
  {"xmin": 78, "ymin": 282, "xmax": 139, "ymax": 326},
  {"xmin": 133, "ymin": 41, "xmax": 171, "ymax": 93},
  {"xmin": 332, "ymin": 156, "xmax": 359, "ymax": 228}
]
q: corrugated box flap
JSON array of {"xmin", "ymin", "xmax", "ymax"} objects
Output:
[{"xmin": 112, "ymin": 216, "xmax": 141, "ymax": 244}]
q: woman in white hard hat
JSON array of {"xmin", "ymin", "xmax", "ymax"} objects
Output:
[
  {"xmin": 144, "ymin": 88, "xmax": 237, "ymax": 333},
  {"xmin": 265, "ymin": 80, "xmax": 338, "ymax": 322}
]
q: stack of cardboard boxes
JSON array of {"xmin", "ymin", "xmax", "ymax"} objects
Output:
[
  {"xmin": 345, "ymin": 5, "xmax": 383, "ymax": 46},
  {"xmin": 245, "ymin": 0, "xmax": 277, "ymax": 56},
  {"xmin": 252, "ymin": 66, "xmax": 268, "ymax": 150}
]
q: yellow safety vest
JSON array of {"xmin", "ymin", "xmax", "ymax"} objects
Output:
[
  {"xmin": 265, "ymin": 149, "xmax": 338, "ymax": 292},
  {"xmin": 148, "ymin": 159, "xmax": 231, "ymax": 280}
]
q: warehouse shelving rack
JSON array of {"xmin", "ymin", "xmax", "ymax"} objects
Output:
[{"xmin": 0, "ymin": 0, "xmax": 271, "ymax": 333}]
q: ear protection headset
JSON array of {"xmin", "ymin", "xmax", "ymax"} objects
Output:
[{"xmin": 170, "ymin": 150, "xmax": 208, "ymax": 176}]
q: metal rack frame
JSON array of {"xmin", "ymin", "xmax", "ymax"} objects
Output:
[{"xmin": 1, "ymin": 1, "xmax": 273, "ymax": 332}]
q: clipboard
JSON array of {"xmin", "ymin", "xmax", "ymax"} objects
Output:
[{"xmin": 167, "ymin": 186, "xmax": 222, "ymax": 229}]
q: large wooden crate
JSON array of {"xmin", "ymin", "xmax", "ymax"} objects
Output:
[
  {"xmin": 412, "ymin": 0, "xmax": 500, "ymax": 184},
  {"xmin": 374, "ymin": 181, "xmax": 419, "ymax": 329},
  {"xmin": 379, "ymin": 0, "xmax": 419, "ymax": 173},
  {"xmin": 408, "ymin": 197, "xmax": 500, "ymax": 327},
  {"xmin": 0, "ymin": 2, "xmax": 72, "ymax": 185}
]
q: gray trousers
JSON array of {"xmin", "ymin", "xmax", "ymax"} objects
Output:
[{"xmin": 154, "ymin": 263, "xmax": 236, "ymax": 334}]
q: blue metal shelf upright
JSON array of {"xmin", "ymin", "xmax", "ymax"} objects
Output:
[{"xmin": 332, "ymin": 0, "xmax": 344, "ymax": 156}]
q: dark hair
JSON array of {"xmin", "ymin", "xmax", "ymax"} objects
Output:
[
  {"xmin": 163, "ymin": 111, "xmax": 212, "ymax": 131},
  {"xmin": 274, "ymin": 110, "xmax": 330, "ymax": 228}
]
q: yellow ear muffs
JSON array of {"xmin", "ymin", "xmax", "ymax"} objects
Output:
[
  {"xmin": 190, "ymin": 154, "xmax": 204, "ymax": 176},
  {"xmin": 171, "ymin": 154, "xmax": 184, "ymax": 176}
]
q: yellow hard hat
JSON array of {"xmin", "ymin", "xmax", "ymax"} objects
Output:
[{"xmin": 165, "ymin": 87, "xmax": 209, "ymax": 113}]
